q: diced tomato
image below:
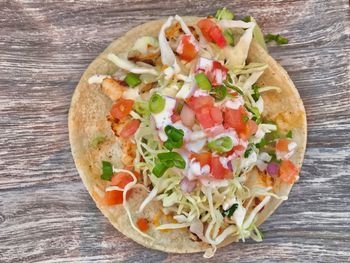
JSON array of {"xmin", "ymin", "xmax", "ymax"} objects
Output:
[
  {"xmin": 276, "ymin": 139, "xmax": 290, "ymax": 152},
  {"xmin": 197, "ymin": 19, "xmax": 216, "ymax": 42},
  {"xmin": 103, "ymin": 190, "xmax": 123, "ymax": 205},
  {"xmin": 171, "ymin": 112, "xmax": 181, "ymax": 123},
  {"xmin": 279, "ymin": 160, "xmax": 299, "ymax": 184},
  {"xmin": 240, "ymin": 120, "xmax": 258, "ymax": 139},
  {"xmin": 223, "ymin": 106, "xmax": 247, "ymax": 133},
  {"xmin": 212, "ymin": 61, "xmax": 228, "ymax": 73},
  {"xmin": 225, "ymin": 144, "xmax": 246, "ymax": 157},
  {"xmin": 189, "ymin": 152, "xmax": 212, "ymax": 166},
  {"xmin": 110, "ymin": 99, "xmax": 134, "ymax": 120},
  {"xmin": 187, "ymin": 95, "xmax": 214, "ymax": 112},
  {"xmin": 209, "ymin": 26, "xmax": 227, "ymax": 48},
  {"xmin": 104, "ymin": 172, "xmax": 134, "ymax": 205},
  {"xmin": 177, "ymin": 35, "xmax": 198, "ymax": 62},
  {"xmin": 210, "ymin": 156, "xmax": 229, "ymax": 179},
  {"xmin": 197, "ymin": 19, "xmax": 227, "ymax": 48},
  {"xmin": 111, "ymin": 172, "xmax": 134, "ymax": 187},
  {"xmin": 187, "ymin": 96, "xmax": 223, "ymax": 129},
  {"xmin": 196, "ymin": 107, "xmax": 216, "ymax": 128},
  {"xmin": 120, "ymin": 119, "xmax": 140, "ymax": 138},
  {"xmin": 210, "ymin": 106, "xmax": 223, "ymax": 124},
  {"xmin": 137, "ymin": 218, "xmax": 149, "ymax": 232}
]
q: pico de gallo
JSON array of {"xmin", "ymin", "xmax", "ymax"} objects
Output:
[{"xmin": 88, "ymin": 8, "xmax": 296, "ymax": 257}]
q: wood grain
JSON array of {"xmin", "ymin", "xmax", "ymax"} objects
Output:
[{"xmin": 1, "ymin": 0, "xmax": 349, "ymax": 262}]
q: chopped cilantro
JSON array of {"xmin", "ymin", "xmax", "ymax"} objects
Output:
[
  {"xmin": 244, "ymin": 148, "xmax": 253, "ymax": 158},
  {"xmin": 256, "ymin": 138, "xmax": 267, "ymax": 149},
  {"xmin": 252, "ymin": 84, "xmax": 261, "ymax": 102},
  {"xmin": 223, "ymin": 203, "xmax": 238, "ymax": 217},
  {"xmin": 265, "ymin": 33, "xmax": 289, "ymax": 45},
  {"xmin": 286, "ymin": 130, "xmax": 293, "ymax": 139}
]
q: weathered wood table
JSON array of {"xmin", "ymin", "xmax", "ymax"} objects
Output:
[{"xmin": 1, "ymin": 1, "xmax": 349, "ymax": 262}]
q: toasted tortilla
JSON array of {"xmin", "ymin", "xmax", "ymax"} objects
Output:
[{"xmin": 68, "ymin": 17, "xmax": 307, "ymax": 253}]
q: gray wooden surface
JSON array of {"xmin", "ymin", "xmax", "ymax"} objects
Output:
[{"xmin": 1, "ymin": 0, "xmax": 350, "ymax": 262}]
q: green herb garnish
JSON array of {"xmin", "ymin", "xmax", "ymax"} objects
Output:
[
  {"xmin": 223, "ymin": 80, "xmax": 244, "ymax": 95},
  {"xmin": 244, "ymin": 148, "xmax": 253, "ymax": 158},
  {"xmin": 223, "ymin": 203, "xmax": 238, "ymax": 217},
  {"xmin": 286, "ymin": 130, "xmax": 293, "ymax": 139},
  {"xmin": 256, "ymin": 138, "xmax": 267, "ymax": 149},
  {"xmin": 246, "ymin": 106, "xmax": 261, "ymax": 123},
  {"xmin": 265, "ymin": 33, "xmax": 289, "ymax": 45},
  {"xmin": 212, "ymin": 85, "xmax": 227, "ymax": 101},
  {"xmin": 252, "ymin": 84, "xmax": 261, "ymax": 102}
]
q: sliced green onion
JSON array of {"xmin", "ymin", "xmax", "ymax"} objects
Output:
[
  {"xmin": 165, "ymin": 125, "xmax": 184, "ymax": 142},
  {"xmin": 164, "ymin": 140, "xmax": 183, "ymax": 151},
  {"xmin": 208, "ymin": 136, "xmax": 234, "ymax": 153},
  {"xmin": 265, "ymin": 33, "xmax": 289, "ymax": 45},
  {"xmin": 223, "ymin": 29, "xmax": 234, "ymax": 46},
  {"xmin": 124, "ymin": 72, "xmax": 141, "ymax": 88},
  {"xmin": 158, "ymin": 152, "xmax": 186, "ymax": 169},
  {"xmin": 222, "ymin": 203, "xmax": 238, "ymax": 217},
  {"xmin": 152, "ymin": 162, "xmax": 169, "ymax": 178},
  {"xmin": 101, "ymin": 161, "xmax": 113, "ymax": 181},
  {"xmin": 149, "ymin": 93, "xmax": 165, "ymax": 113},
  {"xmin": 223, "ymin": 80, "xmax": 243, "ymax": 95},
  {"xmin": 215, "ymin": 7, "xmax": 234, "ymax": 20},
  {"xmin": 252, "ymin": 84, "xmax": 261, "ymax": 102},
  {"xmin": 195, "ymin": 72, "xmax": 212, "ymax": 91},
  {"xmin": 286, "ymin": 130, "xmax": 293, "ymax": 139},
  {"xmin": 134, "ymin": 101, "xmax": 149, "ymax": 115},
  {"xmin": 212, "ymin": 85, "xmax": 227, "ymax": 101}
]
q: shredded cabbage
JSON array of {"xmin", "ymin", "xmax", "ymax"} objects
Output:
[
  {"xmin": 99, "ymin": 15, "xmax": 291, "ymax": 258},
  {"xmin": 107, "ymin": 53, "xmax": 158, "ymax": 75},
  {"xmin": 223, "ymin": 22, "xmax": 256, "ymax": 67},
  {"xmin": 132, "ymin": 36, "xmax": 159, "ymax": 54}
]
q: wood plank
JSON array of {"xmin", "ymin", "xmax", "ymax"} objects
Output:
[
  {"xmin": 0, "ymin": 0, "xmax": 349, "ymax": 261},
  {"xmin": 1, "ymin": 180, "xmax": 349, "ymax": 262}
]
